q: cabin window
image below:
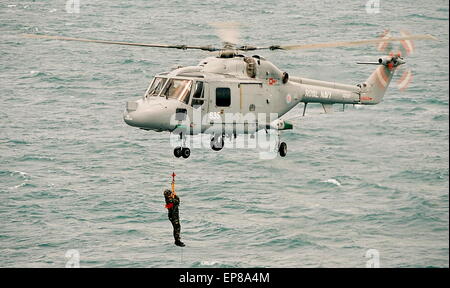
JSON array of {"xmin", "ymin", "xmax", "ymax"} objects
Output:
[{"xmin": 216, "ymin": 88, "xmax": 231, "ymax": 107}]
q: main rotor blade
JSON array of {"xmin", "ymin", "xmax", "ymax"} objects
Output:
[
  {"xmin": 259, "ymin": 34, "xmax": 438, "ymax": 51},
  {"xmin": 22, "ymin": 34, "xmax": 219, "ymax": 51}
]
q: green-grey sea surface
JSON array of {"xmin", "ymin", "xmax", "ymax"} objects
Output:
[{"xmin": 0, "ymin": 0, "xmax": 448, "ymax": 267}]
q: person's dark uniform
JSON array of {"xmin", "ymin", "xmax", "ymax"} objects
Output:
[{"xmin": 164, "ymin": 189, "xmax": 185, "ymax": 247}]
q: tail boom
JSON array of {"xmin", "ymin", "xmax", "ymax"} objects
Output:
[{"xmin": 290, "ymin": 55, "xmax": 402, "ymax": 109}]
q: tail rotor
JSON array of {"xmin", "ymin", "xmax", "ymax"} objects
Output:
[{"xmin": 377, "ymin": 30, "xmax": 417, "ymax": 92}]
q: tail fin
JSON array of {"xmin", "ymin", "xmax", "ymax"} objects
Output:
[{"xmin": 358, "ymin": 55, "xmax": 404, "ymax": 104}]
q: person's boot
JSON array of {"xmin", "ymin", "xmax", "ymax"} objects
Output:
[{"xmin": 175, "ymin": 240, "xmax": 185, "ymax": 247}]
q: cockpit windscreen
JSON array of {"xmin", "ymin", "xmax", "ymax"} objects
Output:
[
  {"xmin": 146, "ymin": 77, "xmax": 167, "ymax": 97},
  {"xmin": 161, "ymin": 79, "xmax": 192, "ymax": 104}
]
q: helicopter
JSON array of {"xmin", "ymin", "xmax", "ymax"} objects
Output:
[{"xmin": 23, "ymin": 25, "xmax": 437, "ymax": 159}]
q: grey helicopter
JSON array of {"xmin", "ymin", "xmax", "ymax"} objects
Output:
[{"xmin": 23, "ymin": 24, "xmax": 436, "ymax": 159}]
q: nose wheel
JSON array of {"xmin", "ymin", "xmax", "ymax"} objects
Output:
[
  {"xmin": 174, "ymin": 147, "xmax": 190, "ymax": 159},
  {"xmin": 174, "ymin": 132, "xmax": 190, "ymax": 159}
]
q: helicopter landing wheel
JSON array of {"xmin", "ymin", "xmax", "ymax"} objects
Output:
[
  {"xmin": 210, "ymin": 135, "xmax": 224, "ymax": 151},
  {"xmin": 278, "ymin": 142, "xmax": 287, "ymax": 157},
  {"xmin": 174, "ymin": 146, "xmax": 182, "ymax": 158},
  {"xmin": 181, "ymin": 147, "xmax": 191, "ymax": 159}
]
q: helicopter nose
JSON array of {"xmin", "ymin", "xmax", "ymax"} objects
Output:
[
  {"xmin": 123, "ymin": 99, "xmax": 176, "ymax": 131},
  {"xmin": 123, "ymin": 100, "xmax": 141, "ymax": 127}
]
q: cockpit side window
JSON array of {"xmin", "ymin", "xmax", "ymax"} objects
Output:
[
  {"xmin": 161, "ymin": 79, "xmax": 193, "ymax": 104},
  {"xmin": 146, "ymin": 77, "xmax": 167, "ymax": 97},
  {"xmin": 191, "ymin": 81, "xmax": 204, "ymax": 108},
  {"xmin": 193, "ymin": 81, "xmax": 204, "ymax": 98}
]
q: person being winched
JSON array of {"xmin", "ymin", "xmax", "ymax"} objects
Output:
[{"xmin": 163, "ymin": 189, "xmax": 185, "ymax": 247}]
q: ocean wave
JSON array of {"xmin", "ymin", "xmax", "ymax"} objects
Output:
[
  {"xmin": 321, "ymin": 179, "xmax": 342, "ymax": 186},
  {"xmin": 191, "ymin": 260, "xmax": 239, "ymax": 268},
  {"xmin": 407, "ymin": 13, "xmax": 449, "ymax": 21}
]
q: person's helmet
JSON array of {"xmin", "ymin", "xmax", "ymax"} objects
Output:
[{"xmin": 163, "ymin": 189, "xmax": 172, "ymax": 197}]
